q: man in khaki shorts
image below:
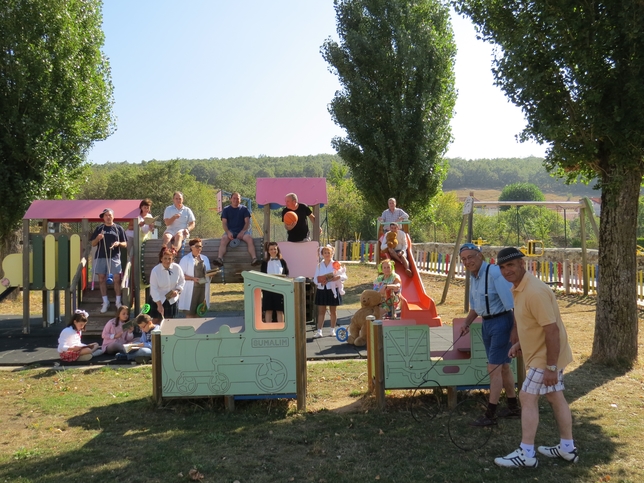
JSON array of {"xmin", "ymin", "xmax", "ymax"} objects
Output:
[{"xmin": 494, "ymin": 247, "xmax": 579, "ymax": 468}]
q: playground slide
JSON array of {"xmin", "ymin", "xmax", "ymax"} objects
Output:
[{"xmin": 394, "ymin": 233, "xmax": 442, "ymax": 326}]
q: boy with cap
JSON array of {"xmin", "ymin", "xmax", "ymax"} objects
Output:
[
  {"xmin": 494, "ymin": 247, "xmax": 578, "ymax": 468},
  {"xmin": 459, "ymin": 242, "xmax": 519, "ymax": 426}
]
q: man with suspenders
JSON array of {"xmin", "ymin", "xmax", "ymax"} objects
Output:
[{"xmin": 459, "ymin": 243, "xmax": 520, "ymax": 426}]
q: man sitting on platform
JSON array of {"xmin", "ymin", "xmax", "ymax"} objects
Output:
[{"xmin": 212, "ymin": 192, "xmax": 260, "ymax": 267}]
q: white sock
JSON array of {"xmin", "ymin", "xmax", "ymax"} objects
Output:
[
  {"xmin": 520, "ymin": 443, "xmax": 535, "ymax": 457},
  {"xmin": 102, "ymin": 296, "xmax": 109, "ymax": 304},
  {"xmin": 560, "ymin": 439, "xmax": 575, "ymax": 451},
  {"xmin": 115, "ymin": 296, "xmax": 122, "ymax": 306}
]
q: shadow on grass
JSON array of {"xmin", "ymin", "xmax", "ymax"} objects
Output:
[
  {"xmin": 563, "ymin": 358, "xmax": 630, "ymax": 404},
  {"xmin": 0, "ymin": 387, "xmax": 622, "ymax": 483}
]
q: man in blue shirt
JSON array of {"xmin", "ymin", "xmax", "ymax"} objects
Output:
[
  {"xmin": 459, "ymin": 242, "xmax": 519, "ymax": 426},
  {"xmin": 212, "ymin": 192, "xmax": 260, "ymax": 267}
]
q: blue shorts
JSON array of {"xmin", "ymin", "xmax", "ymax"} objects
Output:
[
  {"xmin": 481, "ymin": 311, "xmax": 513, "ymax": 365},
  {"xmin": 93, "ymin": 258, "xmax": 122, "ymax": 276}
]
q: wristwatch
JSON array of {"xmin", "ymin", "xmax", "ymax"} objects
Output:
[{"xmin": 546, "ymin": 364, "xmax": 557, "ymax": 372}]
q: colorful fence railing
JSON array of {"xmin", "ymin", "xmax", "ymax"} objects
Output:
[{"xmin": 334, "ymin": 240, "xmax": 611, "ymax": 301}]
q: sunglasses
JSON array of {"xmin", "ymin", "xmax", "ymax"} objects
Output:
[{"xmin": 459, "ymin": 243, "xmax": 481, "ymax": 254}]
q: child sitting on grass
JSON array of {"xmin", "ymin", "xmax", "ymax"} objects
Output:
[
  {"xmin": 115, "ymin": 313, "xmax": 158, "ymax": 364},
  {"xmin": 57, "ymin": 310, "xmax": 103, "ymax": 362}
]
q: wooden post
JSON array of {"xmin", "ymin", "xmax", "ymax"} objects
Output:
[
  {"xmin": 447, "ymin": 387, "xmax": 457, "ymax": 409},
  {"xmin": 151, "ymin": 329, "xmax": 163, "ymax": 405},
  {"xmin": 132, "ymin": 217, "xmax": 140, "ymax": 315},
  {"xmin": 580, "ymin": 206, "xmax": 588, "ymax": 296},
  {"xmin": 263, "ymin": 205, "xmax": 271, "ymax": 244},
  {"xmin": 22, "ymin": 220, "xmax": 30, "ymax": 334},
  {"xmin": 371, "ymin": 318, "xmax": 386, "ymax": 410},
  {"xmin": 441, "ymin": 211, "xmax": 468, "ymax": 305},
  {"xmin": 312, "ymin": 205, "xmax": 320, "ymax": 243},
  {"xmin": 563, "ymin": 259, "xmax": 570, "ymax": 294},
  {"xmin": 463, "ymin": 192, "xmax": 474, "ymax": 312},
  {"xmin": 294, "ymin": 277, "xmax": 307, "ymax": 411}
]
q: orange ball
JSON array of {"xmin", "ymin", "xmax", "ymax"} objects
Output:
[{"xmin": 284, "ymin": 211, "xmax": 298, "ymax": 225}]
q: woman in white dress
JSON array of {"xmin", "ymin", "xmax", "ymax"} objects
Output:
[{"xmin": 179, "ymin": 238, "xmax": 212, "ymax": 318}]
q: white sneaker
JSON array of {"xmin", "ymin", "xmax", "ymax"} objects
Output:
[
  {"xmin": 494, "ymin": 448, "xmax": 538, "ymax": 468},
  {"xmin": 331, "ymin": 328, "xmax": 337, "ymax": 337},
  {"xmin": 537, "ymin": 444, "xmax": 579, "ymax": 463},
  {"xmin": 313, "ymin": 329, "xmax": 323, "ymax": 338},
  {"xmin": 100, "ymin": 301, "xmax": 110, "ymax": 313}
]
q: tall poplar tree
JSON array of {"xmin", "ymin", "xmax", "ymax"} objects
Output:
[
  {"xmin": 456, "ymin": 0, "xmax": 644, "ymax": 365},
  {"xmin": 0, "ymin": 0, "xmax": 114, "ymax": 249},
  {"xmin": 321, "ymin": 0, "xmax": 456, "ymax": 213}
]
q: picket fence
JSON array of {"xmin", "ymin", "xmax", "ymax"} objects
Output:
[{"xmin": 332, "ymin": 240, "xmax": 644, "ymax": 304}]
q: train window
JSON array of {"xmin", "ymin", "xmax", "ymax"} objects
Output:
[{"xmin": 253, "ymin": 287, "xmax": 285, "ymax": 330}]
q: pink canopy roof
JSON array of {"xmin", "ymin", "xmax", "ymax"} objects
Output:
[
  {"xmin": 23, "ymin": 200, "xmax": 143, "ymax": 223},
  {"xmin": 256, "ymin": 178, "xmax": 327, "ymax": 209}
]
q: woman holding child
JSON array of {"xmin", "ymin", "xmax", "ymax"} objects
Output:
[{"xmin": 313, "ymin": 245, "xmax": 346, "ymax": 339}]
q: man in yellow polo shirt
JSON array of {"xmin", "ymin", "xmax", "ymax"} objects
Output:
[{"xmin": 494, "ymin": 247, "xmax": 578, "ymax": 468}]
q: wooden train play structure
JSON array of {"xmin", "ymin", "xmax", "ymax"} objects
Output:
[
  {"xmin": 366, "ymin": 316, "xmax": 519, "ymax": 409},
  {"xmin": 0, "ymin": 178, "xmax": 519, "ymax": 407}
]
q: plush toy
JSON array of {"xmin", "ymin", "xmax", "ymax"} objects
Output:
[
  {"xmin": 347, "ymin": 289, "xmax": 382, "ymax": 346},
  {"xmin": 386, "ymin": 230, "xmax": 398, "ymax": 250}
]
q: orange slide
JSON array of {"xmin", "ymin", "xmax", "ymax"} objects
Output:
[{"xmin": 393, "ymin": 233, "xmax": 442, "ymax": 326}]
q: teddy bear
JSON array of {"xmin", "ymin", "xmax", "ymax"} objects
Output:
[
  {"xmin": 347, "ymin": 289, "xmax": 382, "ymax": 346},
  {"xmin": 386, "ymin": 230, "xmax": 398, "ymax": 250}
]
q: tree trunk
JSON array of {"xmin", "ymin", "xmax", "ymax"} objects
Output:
[{"xmin": 592, "ymin": 165, "xmax": 641, "ymax": 366}]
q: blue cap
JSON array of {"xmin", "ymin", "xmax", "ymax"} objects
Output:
[{"xmin": 459, "ymin": 243, "xmax": 481, "ymax": 254}]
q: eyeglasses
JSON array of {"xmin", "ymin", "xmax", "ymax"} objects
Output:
[{"xmin": 193, "ymin": 245, "xmax": 203, "ymax": 249}]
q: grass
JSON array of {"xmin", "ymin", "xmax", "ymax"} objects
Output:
[{"xmin": 1, "ymin": 264, "xmax": 643, "ymax": 482}]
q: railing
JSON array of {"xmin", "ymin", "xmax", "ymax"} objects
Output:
[{"xmin": 332, "ymin": 240, "xmax": 622, "ymax": 301}]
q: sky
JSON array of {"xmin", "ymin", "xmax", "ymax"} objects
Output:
[{"xmin": 87, "ymin": 0, "xmax": 547, "ymax": 165}]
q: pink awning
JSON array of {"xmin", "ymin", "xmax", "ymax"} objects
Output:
[
  {"xmin": 256, "ymin": 178, "xmax": 327, "ymax": 209},
  {"xmin": 23, "ymin": 200, "xmax": 143, "ymax": 223}
]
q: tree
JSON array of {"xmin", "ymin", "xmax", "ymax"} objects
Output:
[
  {"xmin": 498, "ymin": 182, "xmax": 545, "ymax": 211},
  {"xmin": 0, "ymin": 0, "xmax": 113, "ymax": 257},
  {"xmin": 455, "ymin": 0, "xmax": 644, "ymax": 365},
  {"xmin": 77, "ymin": 161, "xmax": 220, "ymax": 239},
  {"xmin": 321, "ymin": 0, "xmax": 456, "ymax": 214}
]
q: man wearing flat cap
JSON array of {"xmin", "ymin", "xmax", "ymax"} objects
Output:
[
  {"xmin": 494, "ymin": 247, "xmax": 577, "ymax": 468},
  {"xmin": 459, "ymin": 243, "xmax": 519, "ymax": 426}
]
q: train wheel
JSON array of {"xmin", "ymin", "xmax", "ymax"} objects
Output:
[
  {"xmin": 256, "ymin": 360, "xmax": 288, "ymax": 392},
  {"xmin": 176, "ymin": 373, "xmax": 197, "ymax": 395},
  {"xmin": 207, "ymin": 372, "xmax": 231, "ymax": 394}
]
